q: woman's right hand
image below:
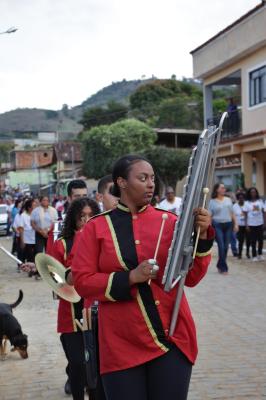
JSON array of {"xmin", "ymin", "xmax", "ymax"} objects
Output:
[
  {"xmin": 21, "ymin": 262, "xmax": 36, "ymax": 273},
  {"xmin": 129, "ymin": 260, "xmax": 158, "ymax": 285}
]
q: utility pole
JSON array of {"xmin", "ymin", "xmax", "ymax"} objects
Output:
[{"xmin": 71, "ymin": 145, "xmax": 75, "ymax": 178}]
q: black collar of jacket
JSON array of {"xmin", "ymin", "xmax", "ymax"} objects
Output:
[{"xmin": 117, "ymin": 202, "xmax": 148, "ymax": 214}]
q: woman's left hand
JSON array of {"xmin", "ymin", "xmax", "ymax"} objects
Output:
[
  {"xmin": 233, "ymin": 224, "xmax": 239, "ymax": 233},
  {"xmin": 194, "ymin": 208, "xmax": 211, "ymax": 239}
]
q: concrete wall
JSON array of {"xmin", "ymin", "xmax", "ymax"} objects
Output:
[
  {"xmin": 8, "ymin": 169, "xmax": 53, "ymax": 188},
  {"xmin": 192, "ymin": 5, "xmax": 266, "ymax": 79},
  {"xmin": 203, "ymin": 46, "xmax": 266, "ymax": 135}
]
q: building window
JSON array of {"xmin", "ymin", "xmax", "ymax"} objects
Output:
[{"xmin": 249, "ymin": 65, "xmax": 266, "ymax": 107}]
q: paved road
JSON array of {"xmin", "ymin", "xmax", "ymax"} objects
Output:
[{"xmin": 0, "ymin": 236, "xmax": 265, "ymax": 399}]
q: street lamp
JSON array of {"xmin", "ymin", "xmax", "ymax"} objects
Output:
[{"xmin": 0, "ymin": 27, "xmax": 18, "ymax": 35}]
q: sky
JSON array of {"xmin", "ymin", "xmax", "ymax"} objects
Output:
[{"xmin": 0, "ymin": 0, "xmax": 259, "ymax": 114}]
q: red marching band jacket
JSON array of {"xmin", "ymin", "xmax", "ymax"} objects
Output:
[
  {"xmin": 72, "ymin": 204, "xmax": 214, "ymax": 375},
  {"xmin": 50, "ymin": 236, "xmax": 83, "ymax": 333}
]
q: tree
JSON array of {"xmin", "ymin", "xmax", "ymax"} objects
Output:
[
  {"xmin": 0, "ymin": 143, "xmax": 14, "ymax": 164},
  {"xmin": 129, "ymin": 79, "xmax": 203, "ymax": 128},
  {"xmin": 81, "ymin": 119, "xmax": 156, "ymax": 178},
  {"xmin": 61, "ymin": 104, "xmax": 69, "ymax": 116},
  {"xmin": 45, "ymin": 110, "xmax": 58, "ymax": 119},
  {"xmin": 80, "ymin": 101, "xmax": 128, "ymax": 130},
  {"xmin": 155, "ymin": 97, "xmax": 203, "ymax": 129},
  {"xmin": 142, "ymin": 146, "xmax": 190, "ymax": 189}
]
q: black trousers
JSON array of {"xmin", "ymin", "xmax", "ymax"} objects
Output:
[
  {"xmin": 249, "ymin": 225, "xmax": 264, "ymax": 257},
  {"xmin": 60, "ymin": 332, "xmax": 105, "ymax": 400},
  {"xmin": 60, "ymin": 332, "xmax": 87, "ymax": 400},
  {"xmin": 23, "ymin": 244, "xmax": 36, "ymax": 262},
  {"xmin": 35, "ymin": 232, "xmax": 47, "ymax": 254},
  {"xmin": 102, "ymin": 346, "xmax": 192, "ymax": 400},
  {"xmin": 236, "ymin": 226, "xmax": 250, "ymax": 257}
]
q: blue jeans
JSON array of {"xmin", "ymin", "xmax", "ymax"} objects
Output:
[
  {"xmin": 213, "ymin": 221, "xmax": 233, "ymax": 272},
  {"xmin": 230, "ymin": 231, "xmax": 238, "ymax": 256}
]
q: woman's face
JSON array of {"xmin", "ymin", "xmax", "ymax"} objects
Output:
[
  {"xmin": 41, "ymin": 197, "xmax": 49, "ymax": 208},
  {"xmin": 120, "ymin": 161, "xmax": 155, "ymax": 207},
  {"xmin": 238, "ymin": 194, "xmax": 245, "ymax": 204},
  {"xmin": 217, "ymin": 184, "xmax": 226, "ymax": 196},
  {"xmin": 76, "ymin": 205, "xmax": 93, "ymax": 230},
  {"xmin": 250, "ymin": 189, "xmax": 257, "ymax": 200},
  {"xmin": 29, "ymin": 200, "xmax": 37, "ymax": 212}
]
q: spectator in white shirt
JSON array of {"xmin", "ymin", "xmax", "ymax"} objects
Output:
[
  {"xmin": 55, "ymin": 195, "xmax": 65, "ymax": 220},
  {"xmin": 243, "ymin": 187, "xmax": 266, "ymax": 261},
  {"xmin": 18, "ymin": 199, "xmax": 37, "ymax": 264},
  {"xmin": 233, "ymin": 192, "xmax": 250, "ymax": 259},
  {"xmin": 159, "ymin": 187, "xmax": 182, "ymax": 217},
  {"xmin": 31, "ymin": 196, "xmax": 57, "ymax": 254}
]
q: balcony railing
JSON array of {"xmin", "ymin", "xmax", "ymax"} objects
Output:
[{"xmin": 207, "ymin": 109, "xmax": 242, "ymax": 141}]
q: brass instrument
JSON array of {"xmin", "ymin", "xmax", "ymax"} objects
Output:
[{"xmin": 35, "ymin": 253, "xmax": 81, "ymax": 303}]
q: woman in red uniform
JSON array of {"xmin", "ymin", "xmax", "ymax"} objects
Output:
[
  {"xmin": 52, "ymin": 197, "xmax": 100, "ymax": 400},
  {"xmin": 72, "ymin": 155, "xmax": 214, "ymax": 400}
]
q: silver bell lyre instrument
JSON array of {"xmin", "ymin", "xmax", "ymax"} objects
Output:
[{"xmin": 162, "ymin": 112, "xmax": 228, "ymax": 336}]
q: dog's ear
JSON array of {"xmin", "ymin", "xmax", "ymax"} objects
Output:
[{"xmin": 13, "ymin": 334, "xmax": 28, "ymax": 347}]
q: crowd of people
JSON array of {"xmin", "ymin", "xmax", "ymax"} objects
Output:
[
  {"xmin": 0, "ymin": 163, "xmax": 265, "ymax": 400},
  {"xmin": 209, "ymin": 183, "xmax": 266, "ymax": 275}
]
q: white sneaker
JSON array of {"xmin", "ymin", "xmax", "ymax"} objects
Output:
[
  {"xmin": 252, "ymin": 257, "xmax": 258, "ymax": 262},
  {"xmin": 257, "ymin": 255, "xmax": 265, "ymax": 261}
]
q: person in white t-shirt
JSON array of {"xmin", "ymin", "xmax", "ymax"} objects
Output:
[
  {"xmin": 233, "ymin": 192, "xmax": 250, "ymax": 259},
  {"xmin": 55, "ymin": 195, "xmax": 65, "ymax": 220},
  {"xmin": 30, "ymin": 196, "xmax": 58, "ymax": 254},
  {"xmin": 159, "ymin": 187, "xmax": 182, "ymax": 217},
  {"xmin": 18, "ymin": 199, "xmax": 37, "ymax": 265},
  {"xmin": 243, "ymin": 187, "xmax": 266, "ymax": 261}
]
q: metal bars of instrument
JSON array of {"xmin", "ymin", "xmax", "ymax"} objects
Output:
[
  {"xmin": 162, "ymin": 130, "xmax": 210, "ymax": 289},
  {"xmin": 162, "ymin": 112, "xmax": 227, "ymax": 336}
]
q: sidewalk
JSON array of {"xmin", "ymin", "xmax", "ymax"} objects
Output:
[{"xmin": 0, "ymin": 237, "xmax": 266, "ymax": 399}]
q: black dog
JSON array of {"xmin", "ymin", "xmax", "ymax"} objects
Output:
[{"xmin": 0, "ymin": 290, "xmax": 28, "ymax": 359}]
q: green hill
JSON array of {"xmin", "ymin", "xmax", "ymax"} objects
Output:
[{"xmin": 0, "ymin": 79, "xmax": 152, "ymax": 135}]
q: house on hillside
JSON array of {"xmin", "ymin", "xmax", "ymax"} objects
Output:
[
  {"xmin": 3, "ymin": 142, "xmax": 84, "ymax": 195},
  {"xmin": 155, "ymin": 128, "xmax": 200, "ymax": 148},
  {"xmin": 53, "ymin": 142, "xmax": 83, "ymax": 182},
  {"xmin": 8, "ymin": 148, "xmax": 55, "ymax": 193},
  {"xmin": 191, "ymin": 1, "xmax": 266, "ymax": 193}
]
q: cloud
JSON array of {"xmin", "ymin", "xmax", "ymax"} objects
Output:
[{"xmin": 0, "ymin": 0, "xmax": 259, "ymax": 113}]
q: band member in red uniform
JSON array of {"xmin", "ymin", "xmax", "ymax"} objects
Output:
[
  {"xmin": 72, "ymin": 155, "xmax": 214, "ymax": 400},
  {"xmin": 52, "ymin": 197, "xmax": 100, "ymax": 400}
]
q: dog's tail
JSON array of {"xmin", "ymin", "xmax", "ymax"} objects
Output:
[{"xmin": 9, "ymin": 290, "xmax": 23, "ymax": 309}]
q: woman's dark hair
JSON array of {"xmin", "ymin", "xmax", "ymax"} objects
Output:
[
  {"xmin": 14, "ymin": 199, "xmax": 22, "ymax": 208},
  {"xmin": 24, "ymin": 199, "xmax": 35, "ymax": 213},
  {"xmin": 211, "ymin": 183, "xmax": 224, "ymax": 199},
  {"xmin": 61, "ymin": 197, "xmax": 100, "ymax": 239},
  {"xmin": 246, "ymin": 187, "xmax": 260, "ymax": 201},
  {"xmin": 39, "ymin": 196, "xmax": 49, "ymax": 202},
  {"xmin": 236, "ymin": 191, "xmax": 246, "ymax": 201},
  {"xmin": 111, "ymin": 154, "xmax": 151, "ymax": 197}
]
